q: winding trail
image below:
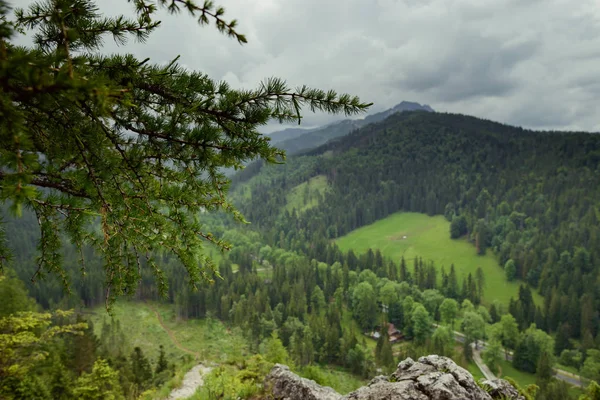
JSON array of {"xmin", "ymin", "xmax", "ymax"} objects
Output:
[
  {"xmin": 145, "ymin": 302, "xmax": 200, "ymax": 359},
  {"xmin": 144, "ymin": 303, "xmax": 213, "ymax": 399}
]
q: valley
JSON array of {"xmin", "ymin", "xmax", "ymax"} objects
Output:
[
  {"xmin": 4, "ymin": 1, "xmax": 600, "ymax": 399},
  {"xmin": 335, "ymin": 212, "xmax": 542, "ymax": 306}
]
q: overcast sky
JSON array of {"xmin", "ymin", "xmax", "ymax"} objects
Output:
[{"xmin": 14, "ymin": 0, "xmax": 600, "ymax": 132}]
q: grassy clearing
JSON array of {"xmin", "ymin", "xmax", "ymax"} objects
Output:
[
  {"xmin": 336, "ymin": 212, "xmax": 542, "ymax": 306},
  {"xmin": 91, "ymin": 302, "xmax": 184, "ymax": 362},
  {"xmin": 90, "ymin": 301, "xmax": 364, "ymax": 396},
  {"xmin": 303, "ymin": 365, "xmax": 367, "ymax": 394},
  {"xmin": 285, "ymin": 175, "xmax": 329, "ymax": 213},
  {"xmin": 497, "ymin": 359, "xmax": 537, "ymax": 388},
  {"xmin": 467, "ymin": 361, "xmax": 485, "ymax": 381},
  {"xmin": 90, "ymin": 301, "xmax": 250, "ymax": 364}
]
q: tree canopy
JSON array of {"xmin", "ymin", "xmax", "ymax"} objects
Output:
[{"xmin": 0, "ymin": 0, "xmax": 371, "ymax": 306}]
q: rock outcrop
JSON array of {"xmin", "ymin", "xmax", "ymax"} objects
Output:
[
  {"xmin": 265, "ymin": 355, "xmax": 524, "ymax": 400},
  {"xmin": 264, "ymin": 364, "xmax": 342, "ymax": 400}
]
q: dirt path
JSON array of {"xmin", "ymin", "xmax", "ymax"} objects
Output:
[
  {"xmin": 145, "ymin": 303, "xmax": 215, "ymax": 399},
  {"xmin": 168, "ymin": 364, "xmax": 213, "ymax": 400},
  {"xmin": 145, "ymin": 302, "xmax": 200, "ymax": 359}
]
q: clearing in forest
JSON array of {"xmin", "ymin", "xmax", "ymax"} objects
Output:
[
  {"xmin": 285, "ymin": 175, "xmax": 330, "ymax": 213},
  {"xmin": 336, "ymin": 212, "xmax": 541, "ymax": 306}
]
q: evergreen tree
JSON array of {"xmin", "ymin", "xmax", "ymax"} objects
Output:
[
  {"xmin": 155, "ymin": 345, "xmax": 168, "ymax": 375},
  {"xmin": 447, "ymin": 264, "xmax": 459, "ymax": 299},
  {"xmin": 130, "ymin": 347, "xmax": 152, "ymax": 393},
  {"xmin": 69, "ymin": 317, "xmax": 98, "ymax": 376},
  {"xmin": 554, "ymin": 323, "xmax": 571, "ymax": 356},
  {"xmin": 0, "ymin": 0, "xmax": 370, "ymax": 304},
  {"xmin": 352, "ymin": 282, "xmax": 378, "ymax": 330},
  {"xmin": 399, "ymin": 256, "xmax": 410, "ymax": 283},
  {"xmin": 536, "ymin": 351, "xmax": 554, "ymax": 386}
]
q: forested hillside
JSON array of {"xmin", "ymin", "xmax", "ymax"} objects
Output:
[
  {"xmin": 266, "ymin": 101, "xmax": 434, "ymax": 155},
  {"xmin": 5, "ymin": 111, "xmax": 600, "ymax": 397},
  {"xmin": 232, "ymin": 111, "xmax": 600, "ymax": 347}
]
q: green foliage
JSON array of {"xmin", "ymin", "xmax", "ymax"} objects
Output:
[
  {"xmin": 579, "ymin": 380, "xmax": 600, "ymax": 400},
  {"xmin": 345, "ymin": 343, "xmax": 374, "ymax": 378},
  {"xmin": 503, "ymin": 376, "xmax": 537, "ymax": 400},
  {"xmin": 431, "ymin": 325, "xmax": 455, "ymax": 357},
  {"xmin": 285, "ymin": 175, "xmax": 330, "ymax": 214},
  {"xmin": 0, "ymin": 310, "xmax": 86, "ymax": 396},
  {"xmin": 0, "ymin": 0, "xmax": 370, "ymax": 306},
  {"xmin": 411, "ymin": 304, "xmax": 433, "ymax": 345},
  {"xmin": 581, "ymin": 349, "xmax": 600, "ymax": 382},
  {"xmin": 298, "ymin": 365, "xmax": 366, "ymax": 394},
  {"xmin": 195, "ymin": 356, "xmax": 271, "ymax": 400},
  {"xmin": 155, "ymin": 345, "xmax": 169, "ymax": 375},
  {"xmin": 352, "ymin": 282, "xmax": 378, "ymax": 330},
  {"xmin": 482, "ymin": 340, "xmax": 503, "ymax": 375},
  {"xmin": 490, "ymin": 314, "xmax": 520, "ymax": 359},
  {"xmin": 130, "ymin": 346, "xmax": 153, "ymax": 394},
  {"xmin": 512, "ymin": 324, "xmax": 555, "ymax": 374},
  {"xmin": 72, "ymin": 359, "xmax": 124, "ymax": 400},
  {"xmin": 261, "ymin": 332, "xmax": 292, "ymax": 366},
  {"xmin": 0, "ymin": 271, "xmax": 36, "ymax": 317},
  {"xmin": 461, "ymin": 311, "xmax": 486, "ymax": 345},
  {"xmin": 536, "ymin": 351, "xmax": 554, "ymax": 386},
  {"xmin": 450, "ymin": 215, "xmax": 468, "ymax": 239},
  {"xmin": 536, "ymin": 379, "xmax": 573, "ymax": 400},
  {"xmin": 439, "ymin": 298, "xmax": 459, "ymax": 328},
  {"xmin": 505, "ymin": 259, "xmax": 517, "ymax": 282}
]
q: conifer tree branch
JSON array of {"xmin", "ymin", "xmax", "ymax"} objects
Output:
[{"xmin": 0, "ymin": 0, "xmax": 371, "ymax": 308}]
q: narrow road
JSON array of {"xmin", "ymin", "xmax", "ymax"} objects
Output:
[
  {"xmin": 471, "ymin": 344, "xmax": 496, "ymax": 380},
  {"xmin": 433, "ymin": 324, "xmax": 585, "ymax": 387}
]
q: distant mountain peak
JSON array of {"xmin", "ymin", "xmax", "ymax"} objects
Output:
[
  {"xmin": 361, "ymin": 101, "xmax": 434, "ymax": 126},
  {"xmin": 264, "ymin": 100, "xmax": 435, "ymax": 156},
  {"xmin": 391, "ymin": 101, "xmax": 434, "ymax": 113}
]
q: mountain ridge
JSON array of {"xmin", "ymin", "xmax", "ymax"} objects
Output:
[{"xmin": 267, "ymin": 100, "xmax": 434, "ymax": 155}]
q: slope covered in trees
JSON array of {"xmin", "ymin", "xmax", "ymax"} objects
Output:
[
  {"xmin": 267, "ymin": 101, "xmax": 434, "ymax": 155},
  {"xmin": 232, "ymin": 110, "xmax": 600, "ymax": 346}
]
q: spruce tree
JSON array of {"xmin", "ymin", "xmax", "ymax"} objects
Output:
[
  {"xmin": 130, "ymin": 347, "xmax": 152, "ymax": 393},
  {"xmin": 0, "ymin": 0, "xmax": 370, "ymax": 306},
  {"xmin": 155, "ymin": 345, "xmax": 168, "ymax": 375}
]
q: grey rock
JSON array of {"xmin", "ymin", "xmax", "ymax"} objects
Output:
[
  {"xmin": 264, "ymin": 356, "xmax": 524, "ymax": 400},
  {"xmin": 264, "ymin": 364, "xmax": 342, "ymax": 400},
  {"xmin": 346, "ymin": 355, "xmax": 491, "ymax": 400},
  {"xmin": 481, "ymin": 379, "xmax": 526, "ymax": 400}
]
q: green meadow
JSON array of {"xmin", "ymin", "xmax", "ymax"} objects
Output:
[
  {"xmin": 336, "ymin": 212, "xmax": 541, "ymax": 306},
  {"xmin": 286, "ymin": 175, "xmax": 330, "ymax": 213}
]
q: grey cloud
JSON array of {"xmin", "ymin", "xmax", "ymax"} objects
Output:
[{"xmin": 13, "ymin": 0, "xmax": 600, "ymax": 131}]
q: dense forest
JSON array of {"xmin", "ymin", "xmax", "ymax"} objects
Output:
[
  {"xmin": 232, "ymin": 111, "xmax": 600, "ymax": 347},
  {"xmin": 4, "ymin": 108, "xmax": 600, "ymax": 399},
  {"xmin": 6, "ymin": 0, "xmax": 600, "ymax": 398}
]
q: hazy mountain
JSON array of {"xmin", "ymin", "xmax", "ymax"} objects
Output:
[
  {"xmin": 271, "ymin": 101, "xmax": 434, "ymax": 155},
  {"xmin": 267, "ymin": 127, "xmax": 318, "ymax": 144}
]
